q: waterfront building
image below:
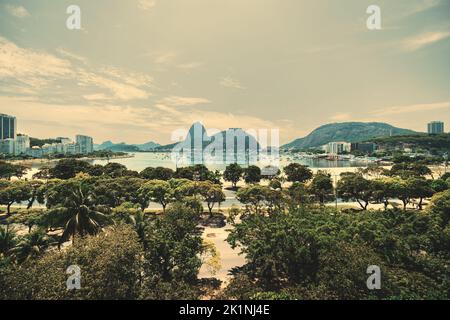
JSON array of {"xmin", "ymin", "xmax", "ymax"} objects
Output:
[
  {"xmin": 14, "ymin": 135, "xmax": 30, "ymax": 155},
  {"xmin": 427, "ymin": 121, "xmax": 444, "ymax": 134},
  {"xmin": 28, "ymin": 146, "xmax": 43, "ymax": 158},
  {"xmin": 65, "ymin": 143, "xmax": 80, "ymax": 155},
  {"xmin": 0, "ymin": 138, "xmax": 15, "ymax": 154},
  {"xmin": 0, "ymin": 113, "xmax": 17, "ymax": 140},
  {"xmin": 350, "ymin": 142, "xmax": 377, "ymax": 154},
  {"xmin": 57, "ymin": 137, "xmax": 72, "ymax": 144},
  {"xmin": 326, "ymin": 141, "xmax": 351, "ymax": 154},
  {"xmin": 76, "ymin": 135, "xmax": 94, "ymax": 154}
]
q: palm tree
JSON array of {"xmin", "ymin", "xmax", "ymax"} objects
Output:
[
  {"xmin": 0, "ymin": 225, "xmax": 17, "ymax": 257},
  {"xmin": 11, "ymin": 229, "xmax": 50, "ymax": 263},
  {"xmin": 48, "ymin": 182, "xmax": 109, "ymax": 247},
  {"xmin": 129, "ymin": 210, "xmax": 147, "ymax": 247}
]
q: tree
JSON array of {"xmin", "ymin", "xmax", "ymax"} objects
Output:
[
  {"xmin": 236, "ymin": 185, "xmax": 269, "ymax": 215},
  {"xmin": 227, "ymin": 208, "xmax": 320, "ymax": 290},
  {"xmin": 102, "ymin": 162, "xmax": 136, "ymax": 178},
  {"xmin": 0, "ymin": 226, "xmax": 143, "ymax": 300},
  {"xmin": 6, "ymin": 209, "xmax": 45, "ymax": 233},
  {"xmin": 390, "ymin": 163, "xmax": 433, "ymax": 179},
  {"xmin": 140, "ymin": 167, "xmax": 174, "ymax": 180},
  {"xmin": 49, "ymin": 159, "xmax": 93, "ymax": 179},
  {"xmin": 431, "ymin": 179, "xmax": 448, "ymax": 193},
  {"xmin": 0, "ymin": 180, "xmax": 32, "ymax": 215},
  {"xmin": 0, "ymin": 161, "xmax": 27, "ymax": 180},
  {"xmin": 283, "ymin": 163, "xmax": 313, "ymax": 183},
  {"xmin": 138, "ymin": 180, "xmax": 173, "ymax": 213},
  {"xmin": 143, "ymin": 204, "xmax": 203, "ymax": 283},
  {"xmin": 25, "ymin": 180, "xmax": 44, "ymax": 209},
  {"xmin": 407, "ymin": 177, "xmax": 434, "ymax": 210},
  {"xmin": 111, "ymin": 202, "xmax": 148, "ymax": 247},
  {"xmin": 268, "ymin": 179, "xmax": 282, "ymax": 190},
  {"xmin": 91, "ymin": 177, "xmax": 146, "ymax": 209},
  {"xmin": 440, "ymin": 172, "xmax": 450, "ymax": 181},
  {"xmin": 175, "ymin": 164, "xmax": 211, "ymax": 181},
  {"xmin": 288, "ymin": 182, "xmax": 309, "ymax": 209},
  {"xmin": 198, "ymin": 181, "xmax": 226, "ymax": 216},
  {"xmin": 32, "ymin": 166, "xmax": 52, "ymax": 180},
  {"xmin": 0, "ymin": 225, "xmax": 17, "ymax": 257},
  {"xmin": 243, "ymin": 165, "xmax": 261, "ymax": 184},
  {"xmin": 337, "ymin": 172, "xmax": 373, "ymax": 210},
  {"xmin": 389, "ymin": 178, "xmax": 410, "ymax": 210},
  {"xmin": 358, "ymin": 164, "xmax": 388, "ymax": 179},
  {"xmin": 11, "ymin": 229, "xmax": 50, "ymax": 263},
  {"xmin": 309, "ymin": 171, "xmax": 333, "ymax": 204},
  {"xmin": 371, "ymin": 178, "xmax": 393, "ymax": 210},
  {"xmin": 44, "ymin": 179, "xmax": 109, "ymax": 246},
  {"xmin": 223, "ymin": 163, "xmax": 243, "ymax": 188}
]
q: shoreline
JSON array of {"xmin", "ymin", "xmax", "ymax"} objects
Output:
[{"xmin": 4, "ymin": 154, "xmax": 135, "ymax": 166}]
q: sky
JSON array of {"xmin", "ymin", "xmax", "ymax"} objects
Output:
[{"xmin": 0, "ymin": 0, "xmax": 449, "ymax": 145}]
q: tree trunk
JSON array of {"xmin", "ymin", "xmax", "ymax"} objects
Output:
[
  {"xmin": 356, "ymin": 199, "xmax": 365, "ymax": 210},
  {"xmin": 418, "ymin": 198, "xmax": 423, "ymax": 210},
  {"xmin": 208, "ymin": 204, "xmax": 213, "ymax": 217},
  {"xmin": 6, "ymin": 202, "xmax": 13, "ymax": 215},
  {"xmin": 27, "ymin": 195, "xmax": 35, "ymax": 210}
]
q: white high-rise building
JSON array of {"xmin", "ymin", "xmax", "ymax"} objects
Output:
[
  {"xmin": 76, "ymin": 135, "xmax": 94, "ymax": 154},
  {"xmin": 326, "ymin": 141, "xmax": 351, "ymax": 155},
  {"xmin": 14, "ymin": 135, "xmax": 30, "ymax": 155},
  {"xmin": 0, "ymin": 139, "xmax": 15, "ymax": 154},
  {"xmin": 427, "ymin": 121, "xmax": 444, "ymax": 134}
]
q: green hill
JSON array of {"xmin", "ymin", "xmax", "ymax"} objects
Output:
[{"xmin": 282, "ymin": 122, "xmax": 418, "ymax": 149}]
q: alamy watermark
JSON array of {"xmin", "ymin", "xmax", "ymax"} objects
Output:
[
  {"xmin": 66, "ymin": 265, "xmax": 81, "ymax": 290},
  {"xmin": 66, "ymin": 5, "xmax": 81, "ymax": 30},
  {"xmin": 170, "ymin": 124, "xmax": 280, "ymax": 175},
  {"xmin": 366, "ymin": 265, "xmax": 381, "ymax": 290}
]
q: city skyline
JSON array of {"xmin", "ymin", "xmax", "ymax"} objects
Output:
[{"xmin": 1, "ymin": 0, "xmax": 450, "ymax": 144}]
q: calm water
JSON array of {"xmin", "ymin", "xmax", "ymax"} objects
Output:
[{"xmin": 85, "ymin": 152, "xmax": 371, "ymax": 172}]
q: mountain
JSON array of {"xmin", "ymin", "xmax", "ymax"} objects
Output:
[
  {"xmin": 95, "ymin": 140, "xmax": 161, "ymax": 152},
  {"xmin": 282, "ymin": 122, "xmax": 418, "ymax": 149},
  {"xmin": 135, "ymin": 141, "xmax": 161, "ymax": 151},
  {"xmin": 156, "ymin": 122, "xmax": 260, "ymax": 153}
]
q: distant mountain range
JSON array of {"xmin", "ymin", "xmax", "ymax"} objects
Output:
[
  {"xmin": 282, "ymin": 122, "xmax": 418, "ymax": 149},
  {"xmin": 94, "ymin": 140, "xmax": 160, "ymax": 152},
  {"xmin": 95, "ymin": 122, "xmax": 420, "ymax": 152}
]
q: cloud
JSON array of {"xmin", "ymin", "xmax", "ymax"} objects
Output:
[
  {"xmin": 159, "ymin": 96, "xmax": 211, "ymax": 107},
  {"xmin": 405, "ymin": 0, "xmax": 441, "ymax": 16},
  {"xmin": 137, "ymin": 0, "xmax": 156, "ymax": 11},
  {"xmin": 177, "ymin": 62, "xmax": 204, "ymax": 70},
  {"xmin": 220, "ymin": 77, "xmax": 245, "ymax": 89},
  {"xmin": 330, "ymin": 112, "xmax": 352, "ymax": 121},
  {"xmin": 99, "ymin": 66, "xmax": 153, "ymax": 87},
  {"xmin": 402, "ymin": 31, "xmax": 450, "ymax": 51},
  {"xmin": 0, "ymin": 36, "xmax": 73, "ymax": 88},
  {"xmin": 78, "ymin": 70, "xmax": 151, "ymax": 101},
  {"xmin": 56, "ymin": 48, "xmax": 88, "ymax": 65},
  {"xmin": 0, "ymin": 37, "xmax": 153, "ymax": 102},
  {"xmin": 5, "ymin": 5, "xmax": 30, "ymax": 18},
  {"xmin": 371, "ymin": 101, "xmax": 450, "ymax": 116},
  {"xmin": 154, "ymin": 52, "xmax": 177, "ymax": 65}
]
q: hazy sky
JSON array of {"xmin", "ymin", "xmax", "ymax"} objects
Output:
[{"xmin": 0, "ymin": 0, "xmax": 449, "ymax": 144}]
